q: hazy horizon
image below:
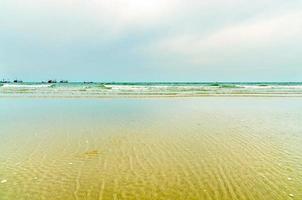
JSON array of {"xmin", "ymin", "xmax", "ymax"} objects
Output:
[{"xmin": 1, "ymin": 79, "xmax": 302, "ymax": 83}]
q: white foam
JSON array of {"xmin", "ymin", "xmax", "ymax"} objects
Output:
[
  {"xmin": 2, "ymin": 84, "xmax": 52, "ymax": 88},
  {"xmin": 242, "ymin": 85, "xmax": 273, "ymax": 89},
  {"xmin": 242, "ymin": 85, "xmax": 302, "ymax": 89}
]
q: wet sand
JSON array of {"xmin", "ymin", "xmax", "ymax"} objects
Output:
[{"xmin": 0, "ymin": 98, "xmax": 301, "ymax": 199}]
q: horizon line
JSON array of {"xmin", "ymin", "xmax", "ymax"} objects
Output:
[{"xmin": 1, "ymin": 80, "xmax": 302, "ymax": 84}]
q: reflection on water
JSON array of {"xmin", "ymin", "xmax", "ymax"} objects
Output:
[{"xmin": 0, "ymin": 98, "xmax": 302, "ymax": 200}]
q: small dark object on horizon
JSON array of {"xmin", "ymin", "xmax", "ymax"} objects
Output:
[
  {"xmin": 0, "ymin": 79, "xmax": 11, "ymax": 83},
  {"xmin": 84, "ymin": 81, "xmax": 94, "ymax": 84},
  {"xmin": 13, "ymin": 80, "xmax": 23, "ymax": 83},
  {"xmin": 60, "ymin": 80, "xmax": 68, "ymax": 83},
  {"xmin": 48, "ymin": 80, "xmax": 57, "ymax": 83}
]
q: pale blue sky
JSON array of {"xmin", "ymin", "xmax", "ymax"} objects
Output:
[{"xmin": 0, "ymin": 0, "xmax": 302, "ymax": 81}]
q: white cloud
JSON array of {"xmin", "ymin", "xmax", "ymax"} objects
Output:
[
  {"xmin": 2, "ymin": 0, "xmax": 291, "ymax": 40},
  {"xmin": 0, "ymin": 0, "xmax": 182, "ymax": 41},
  {"xmin": 1, "ymin": 0, "xmax": 302, "ymax": 78},
  {"xmin": 148, "ymin": 10, "xmax": 302, "ymax": 65}
]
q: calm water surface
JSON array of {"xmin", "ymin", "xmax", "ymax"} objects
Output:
[{"xmin": 0, "ymin": 98, "xmax": 302, "ymax": 200}]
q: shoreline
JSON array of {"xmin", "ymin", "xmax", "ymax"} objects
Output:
[{"xmin": 1, "ymin": 93, "xmax": 302, "ymax": 98}]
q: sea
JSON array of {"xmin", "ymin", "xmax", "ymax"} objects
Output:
[{"xmin": 1, "ymin": 82, "xmax": 302, "ymax": 97}]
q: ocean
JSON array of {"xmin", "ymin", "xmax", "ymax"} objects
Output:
[{"xmin": 1, "ymin": 82, "xmax": 302, "ymax": 97}]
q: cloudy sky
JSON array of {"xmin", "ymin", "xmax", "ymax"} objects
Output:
[{"xmin": 0, "ymin": 0, "xmax": 301, "ymax": 81}]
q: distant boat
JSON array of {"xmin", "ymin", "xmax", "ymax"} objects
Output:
[
  {"xmin": 0, "ymin": 79, "xmax": 10, "ymax": 83},
  {"xmin": 48, "ymin": 80, "xmax": 57, "ymax": 83},
  {"xmin": 59, "ymin": 80, "xmax": 68, "ymax": 83},
  {"xmin": 13, "ymin": 79, "xmax": 23, "ymax": 83}
]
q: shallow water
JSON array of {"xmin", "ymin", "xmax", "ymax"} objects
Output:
[{"xmin": 0, "ymin": 98, "xmax": 302, "ymax": 200}]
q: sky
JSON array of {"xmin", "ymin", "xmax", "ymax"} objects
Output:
[{"xmin": 0, "ymin": 0, "xmax": 302, "ymax": 82}]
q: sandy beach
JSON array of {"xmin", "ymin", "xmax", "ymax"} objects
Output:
[{"xmin": 0, "ymin": 97, "xmax": 301, "ymax": 200}]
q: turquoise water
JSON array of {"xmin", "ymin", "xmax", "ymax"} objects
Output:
[{"xmin": 1, "ymin": 82, "xmax": 302, "ymax": 97}]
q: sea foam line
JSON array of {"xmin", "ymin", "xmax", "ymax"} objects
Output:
[{"xmin": 1, "ymin": 84, "xmax": 52, "ymax": 88}]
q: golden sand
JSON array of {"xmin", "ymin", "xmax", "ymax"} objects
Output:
[{"xmin": 0, "ymin": 98, "xmax": 301, "ymax": 199}]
